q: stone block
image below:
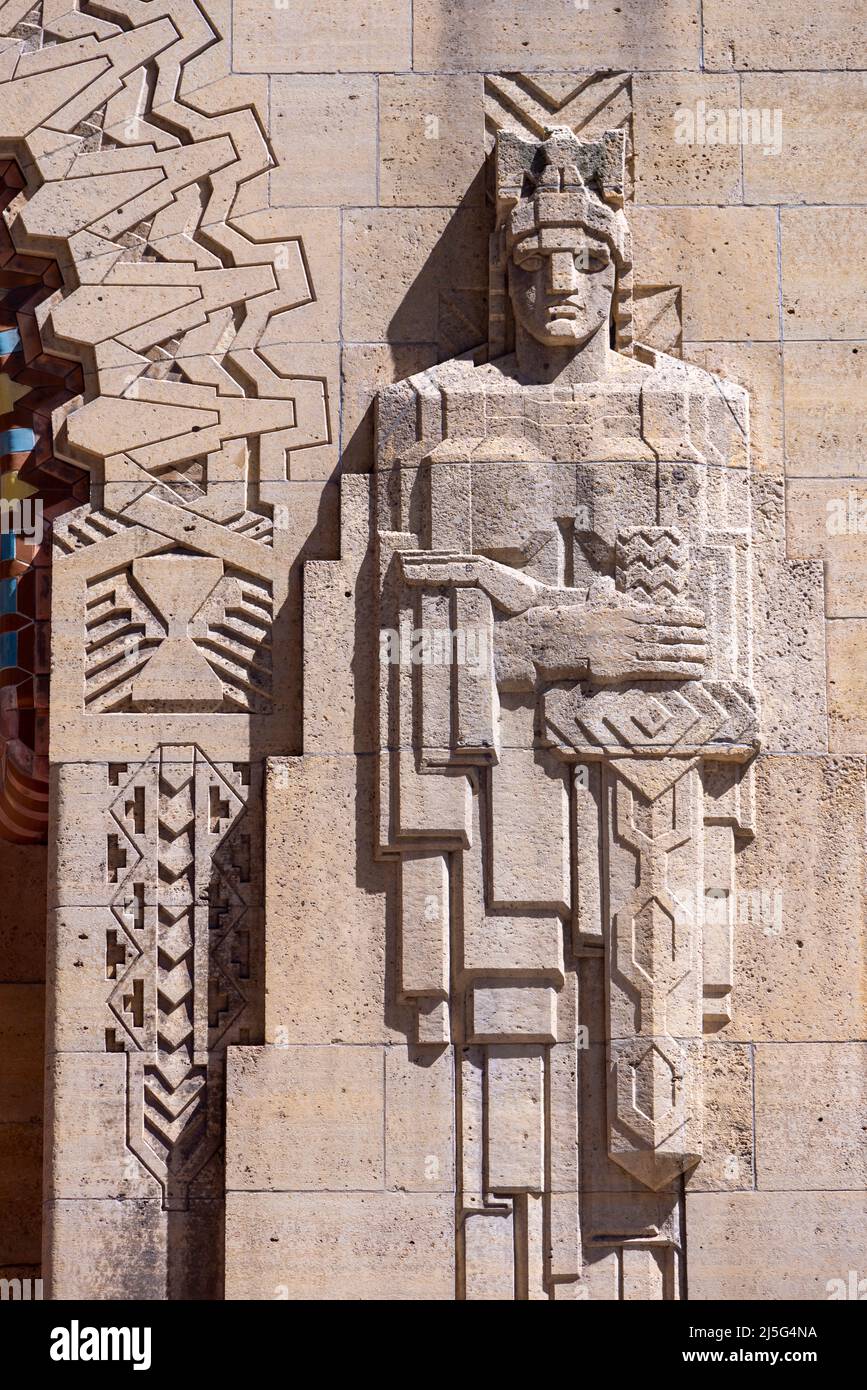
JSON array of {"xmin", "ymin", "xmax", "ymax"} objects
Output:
[
  {"xmin": 269, "ymin": 76, "xmax": 377, "ymax": 208},
  {"xmin": 786, "ymin": 479, "xmax": 867, "ymax": 563},
  {"xmin": 742, "ymin": 74, "xmax": 867, "ymax": 204},
  {"xmin": 225, "ymin": 1046, "xmax": 384, "ymax": 1192},
  {"xmin": 688, "ymin": 1043, "xmax": 754, "ymax": 1192},
  {"xmin": 751, "ymin": 477, "xmax": 828, "ymax": 754},
  {"xmin": 264, "ymin": 757, "xmax": 404, "ymax": 1045},
  {"xmin": 489, "ymin": 748, "xmax": 569, "ymax": 914},
  {"xmin": 485, "ymin": 1048, "xmax": 545, "ymax": 1193},
  {"xmin": 44, "ymin": 1052, "xmax": 161, "ymax": 1200},
  {"xmin": 782, "ymin": 209, "xmax": 867, "ymax": 339},
  {"xmin": 827, "ymin": 620, "xmax": 867, "ymax": 752},
  {"xmin": 632, "ymin": 75, "xmax": 742, "ymax": 205},
  {"xmin": 825, "ymin": 559, "xmax": 867, "ymax": 619},
  {"xmin": 687, "ymin": 1192, "xmax": 867, "ymax": 1300},
  {"xmin": 784, "ymin": 344, "xmax": 867, "ymax": 479},
  {"xmin": 233, "ymin": 0, "xmax": 412, "ymax": 73},
  {"xmin": 755, "ymin": 1044, "xmax": 867, "ymax": 1190},
  {"xmin": 379, "ymin": 75, "xmax": 484, "ymax": 207},
  {"xmin": 462, "ymin": 1208, "xmax": 514, "ymax": 1299},
  {"xmin": 45, "ymin": 1198, "xmax": 223, "ymax": 1300},
  {"xmin": 341, "ymin": 206, "xmax": 488, "ymax": 349},
  {"xmin": 225, "ymin": 1191, "xmax": 455, "ymax": 1300},
  {"xmin": 384, "ymin": 1045, "xmax": 455, "ymax": 1192},
  {"xmin": 703, "ymin": 0, "xmax": 866, "ymax": 70},
  {"xmin": 631, "ymin": 206, "xmax": 779, "ymax": 341},
  {"xmin": 728, "ymin": 755, "xmax": 866, "ymax": 1042},
  {"xmin": 468, "ymin": 985, "xmax": 557, "ymax": 1044},
  {"xmin": 412, "ymin": 0, "xmax": 701, "ymax": 71}
]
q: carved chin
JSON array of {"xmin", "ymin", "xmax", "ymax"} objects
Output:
[
  {"xmin": 539, "ymin": 317, "xmax": 586, "ymax": 342},
  {"xmin": 525, "ymin": 316, "xmax": 597, "ymax": 347}
]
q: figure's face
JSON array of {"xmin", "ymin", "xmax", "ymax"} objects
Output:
[{"xmin": 508, "ymin": 229, "xmax": 615, "ymax": 349}]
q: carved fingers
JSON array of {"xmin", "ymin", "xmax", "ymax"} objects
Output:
[{"xmin": 627, "ymin": 606, "xmax": 707, "ymax": 680}]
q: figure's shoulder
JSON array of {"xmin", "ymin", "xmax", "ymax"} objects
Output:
[
  {"xmin": 375, "ymin": 353, "xmax": 527, "ymax": 464},
  {"xmin": 630, "ymin": 344, "xmax": 749, "ymax": 409},
  {"xmin": 376, "ymin": 352, "xmax": 517, "ymax": 405},
  {"xmin": 375, "ymin": 345, "xmax": 751, "ymax": 469}
]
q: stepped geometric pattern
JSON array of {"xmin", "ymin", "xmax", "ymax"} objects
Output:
[
  {"xmin": 616, "ymin": 525, "xmax": 690, "ymax": 604},
  {"xmin": 85, "ymin": 556, "xmax": 274, "ymax": 713},
  {"xmin": 0, "ymin": 0, "xmax": 324, "ymax": 1259},
  {"xmin": 106, "ymin": 746, "xmax": 261, "ymax": 1210},
  {"xmin": 0, "ymin": 0, "xmax": 331, "ymax": 825}
]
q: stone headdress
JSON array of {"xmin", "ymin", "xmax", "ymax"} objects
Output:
[{"xmin": 489, "ymin": 125, "xmax": 633, "ymax": 358}]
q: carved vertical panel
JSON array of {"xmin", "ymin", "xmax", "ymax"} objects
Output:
[
  {"xmin": 0, "ymin": 0, "xmax": 331, "ymax": 1297},
  {"xmin": 374, "ymin": 126, "xmax": 759, "ymax": 1299},
  {"xmin": 106, "ymin": 748, "xmax": 262, "ymax": 1210}
]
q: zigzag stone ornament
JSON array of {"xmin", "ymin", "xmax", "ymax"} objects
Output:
[
  {"xmin": 0, "ymin": 0, "xmax": 330, "ymax": 1298},
  {"xmin": 375, "ymin": 127, "xmax": 759, "ymax": 1298},
  {"xmin": 105, "ymin": 746, "xmax": 261, "ymax": 1212}
]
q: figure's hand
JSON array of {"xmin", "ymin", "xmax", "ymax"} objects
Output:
[
  {"xmin": 494, "ymin": 601, "xmax": 707, "ymax": 687},
  {"xmin": 399, "ymin": 552, "xmax": 707, "ymax": 683},
  {"xmin": 585, "ymin": 603, "xmax": 707, "ymax": 682}
]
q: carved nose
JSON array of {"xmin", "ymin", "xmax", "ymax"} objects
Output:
[{"xmin": 548, "ymin": 251, "xmax": 578, "ymax": 294}]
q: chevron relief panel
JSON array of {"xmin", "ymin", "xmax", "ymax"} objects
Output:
[
  {"xmin": 105, "ymin": 746, "xmax": 262, "ymax": 1210},
  {"xmin": 484, "ymin": 70, "xmax": 634, "ymax": 192}
]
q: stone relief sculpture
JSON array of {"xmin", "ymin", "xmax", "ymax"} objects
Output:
[
  {"xmin": 376, "ymin": 127, "xmax": 759, "ymax": 1299},
  {"xmin": 0, "ymin": 0, "xmax": 329, "ymax": 1297}
]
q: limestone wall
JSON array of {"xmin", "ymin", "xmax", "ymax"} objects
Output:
[{"xmin": 0, "ymin": 0, "xmax": 863, "ymax": 1301}]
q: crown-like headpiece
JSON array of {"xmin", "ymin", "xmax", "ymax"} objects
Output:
[{"xmin": 489, "ymin": 127, "xmax": 633, "ymax": 358}]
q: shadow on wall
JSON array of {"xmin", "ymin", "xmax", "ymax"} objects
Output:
[
  {"xmin": 0, "ymin": 840, "xmax": 46, "ymax": 1284},
  {"xmin": 342, "ymin": 170, "xmax": 489, "ymax": 474}
]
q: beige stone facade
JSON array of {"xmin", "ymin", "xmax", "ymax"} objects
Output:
[{"xmin": 0, "ymin": 0, "xmax": 863, "ymax": 1303}]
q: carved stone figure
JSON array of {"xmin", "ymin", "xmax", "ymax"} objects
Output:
[{"xmin": 375, "ymin": 127, "xmax": 759, "ymax": 1299}]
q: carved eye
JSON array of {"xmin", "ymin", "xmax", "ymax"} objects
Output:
[{"xmin": 518, "ymin": 254, "xmax": 544, "ymax": 272}]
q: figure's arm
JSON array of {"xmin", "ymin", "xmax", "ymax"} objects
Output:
[
  {"xmin": 399, "ymin": 550, "xmax": 707, "ymax": 687},
  {"xmin": 399, "ymin": 551, "xmax": 583, "ymax": 615}
]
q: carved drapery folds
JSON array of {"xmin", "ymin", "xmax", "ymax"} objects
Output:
[{"xmin": 376, "ymin": 127, "xmax": 759, "ymax": 1299}]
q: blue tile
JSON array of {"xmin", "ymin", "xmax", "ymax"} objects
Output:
[{"xmin": 0, "ymin": 427, "xmax": 36, "ymax": 453}]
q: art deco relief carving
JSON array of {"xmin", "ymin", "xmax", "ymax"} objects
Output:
[
  {"xmin": 0, "ymin": 0, "xmax": 331, "ymax": 1295},
  {"xmin": 0, "ymin": 0, "xmax": 332, "ymax": 762},
  {"xmin": 85, "ymin": 554, "xmax": 273, "ymax": 713},
  {"xmin": 375, "ymin": 127, "xmax": 759, "ymax": 1298},
  {"xmin": 105, "ymin": 746, "xmax": 262, "ymax": 1210}
]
